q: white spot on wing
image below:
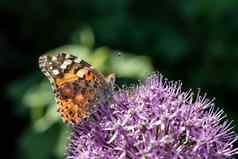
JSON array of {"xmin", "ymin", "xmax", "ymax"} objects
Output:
[
  {"xmin": 64, "ymin": 59, "xmax": 72, "ymax": 65},
  {"xmin": 74, "ymin": 58, "xmax": 82, "ymax": 63},
  {"xmin": 76, "ymin": 69, "xmax": 87, "ymax": 78},
  {"xmin": 60, "ymin": 64, "xmax": 67, "ymax": 69},
  {"xmin": 60, "ymin": 59, "xmax": 72, "ymax": 69},
  {"xmin": 51, "ymin": 56, "xmax": 57, "ymax": 61},
  {"xmin": 52, "ymin": 69, "xmax": 60, "ymax": 75}
]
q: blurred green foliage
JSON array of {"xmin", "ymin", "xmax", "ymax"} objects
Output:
[{"xmin": 1, "ymin": 0, "xmax": 238, "ymax": 159}]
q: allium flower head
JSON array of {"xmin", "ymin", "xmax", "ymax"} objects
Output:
[{"xmin": 66, "ymin": 73, "xmax": 238, "ymax": 159}]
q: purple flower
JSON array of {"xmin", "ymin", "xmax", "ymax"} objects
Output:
[{"xmin": 66, "ymin": 73, "xmax": 238, "ymax": 159}]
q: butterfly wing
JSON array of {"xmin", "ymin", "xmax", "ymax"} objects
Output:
[{"xmin": 39, "ymin": 53, "xmax": 112, "ymax": 124}]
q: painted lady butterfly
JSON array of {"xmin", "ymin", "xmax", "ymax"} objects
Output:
[{"xmin": 39, "ymin": 53, "xmax": 115, "ymax": 124}]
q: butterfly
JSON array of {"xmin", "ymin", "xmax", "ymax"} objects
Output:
[{"xmin": 39, "ymin": 53, "xmax": 115, "ymax": 124}]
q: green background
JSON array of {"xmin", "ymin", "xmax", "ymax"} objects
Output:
[{"xmin": 1, "ymin": 1, "xmax": 238, "ymax": 159}]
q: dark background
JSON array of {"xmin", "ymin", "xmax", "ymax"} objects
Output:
[{"xmin": 1, "ymin": 1, "xmax": 238, "ymax": 159}]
